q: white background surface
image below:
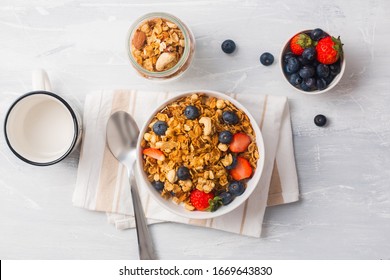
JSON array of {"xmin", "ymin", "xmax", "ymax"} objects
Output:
[{"xmin": 1, "ymin": 0, "xmax": 389, "ymax": 259}]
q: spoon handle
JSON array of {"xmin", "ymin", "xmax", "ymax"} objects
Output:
[{"xmin": 129, "ymin": 167, "xmax": 156, "ymax": 260}]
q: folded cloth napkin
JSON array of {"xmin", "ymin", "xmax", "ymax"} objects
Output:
[{"xmin": 73, "ymin": 90, "xmax": 299, "ymax": 238}]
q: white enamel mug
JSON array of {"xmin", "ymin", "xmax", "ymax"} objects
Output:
[{"xmin": 4, "ymin": 70, "xmax": 82, "ymax": 166}]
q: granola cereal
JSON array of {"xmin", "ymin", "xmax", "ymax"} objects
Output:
[
  {"xmin": 141, "ymin": 93, "xmax": 259, "ymax": 212},
  {"xmin": 131, "ymin": 17, "xmax": 186, "ymax": 72}
]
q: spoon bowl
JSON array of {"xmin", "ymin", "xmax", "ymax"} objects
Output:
[{"xmin": 106, "ymin": 111, "xmax": 139, "ymax": 163}]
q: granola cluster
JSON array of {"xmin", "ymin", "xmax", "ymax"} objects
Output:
[
  {"xmin": 141, "ymin": 93, "xmax": 259, "ymax": 211},
  {"xmin": 131, "ymin": 17, "xmax": 185, "ymax": 72}
]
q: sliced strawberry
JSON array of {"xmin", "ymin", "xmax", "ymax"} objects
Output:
[
  {"xmin": 229, "ymin": 132, "xmax": 251, "ymax": 153},
  {"xmin": 143, "ymin": 148, "xmax": 165, "ymax": 161},
  {"xmin": 229, "ymin": 156, "xmax": 253, "ymax": 180},
  {"xmin": 190, "ymin": 189, "xmax": 215, "ymax": 211}
]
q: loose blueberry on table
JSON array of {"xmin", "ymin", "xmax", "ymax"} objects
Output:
[
  {"xmin": 314, "ymin": 114, "xmax": 327, "ymax": 127},
  {"xmin": 221, "ymin": 39, "xmax": 236, "ymax": 54},
  {"xmin": 260, "ymin": 52, "xmax": 274, "ymax": 66},
  {"xmin": 283, "ymin": 28, "xmax": 343, "ymax": 92}
]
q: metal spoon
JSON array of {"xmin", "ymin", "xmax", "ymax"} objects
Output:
[{"xmin": 106, "ymin": 111, "xmax": 156, "ymax": 260}]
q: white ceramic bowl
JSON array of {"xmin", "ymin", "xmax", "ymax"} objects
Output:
[
  {"xmin": 136, "ymin": 90, "xmax": 265, "ymax": 219},
  {"xmin": 280, "ymin": 29, "xmax": 345, "ymax": 95}
]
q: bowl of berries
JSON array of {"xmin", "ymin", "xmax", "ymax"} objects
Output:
[
  {"xmin": 280, "ymin": 28, "xmax": 345, "ymax": 94},
  {"xmin": 137, "ymin": 91, "xmax": 265, "ymax": 219}
]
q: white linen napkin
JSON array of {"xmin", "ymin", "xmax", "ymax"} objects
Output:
[{"xmin": 73, "ymin": 90, "xmax": 299, "ymax": 238}]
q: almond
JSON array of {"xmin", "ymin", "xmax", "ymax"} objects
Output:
[{"xmin": 132, "ymin": 30, "xmax": 146, "ymax": 50}]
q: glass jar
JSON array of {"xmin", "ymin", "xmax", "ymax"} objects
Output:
[{"xmin": 126, "ymin": 12, "xmax": 195, "ymax": 80}]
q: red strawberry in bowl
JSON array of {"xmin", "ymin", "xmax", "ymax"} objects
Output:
[
  {"xmin": 229, "ymin": 156, "xmax": 253, "ymax": 180},
  {"xmin": 190, "ymin": 189, "xmax": 220, "ymax": 211},
  {"xmin": 229, "ymin": 132, "xmax": 251, "ymax": 153},
  {"xmin": 290, "ymin": 33, "xmax": 312, "ymax": 55},
  {"xmin": 142, "ymin": 148, "xmax": 165, "ymax": 161},
  {"xmin": 316, "ymin": 36, "xmax": 343, "ymax": 65}
]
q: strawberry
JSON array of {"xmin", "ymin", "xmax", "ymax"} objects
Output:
[
  {"xmin": 229, "ymin": 132, "xmax": 251, "ymax": 153},
  {"xmin": 316, "ymin": 36, "xmax": 343, "ymax": 65},
  {"xmin": 190, "ymin": 189, "xmax": 217, "ymax": 211},
  {"xmin": 290, "ymin": 33, "xmax": 312, "ymax": 55},
  {"xmin": 142, "ymin": 148, "xmax": 165, "ymax": 161},
  {"xmin": 229, "ymin": 156, "xmax": 253, "ymax": 180}
]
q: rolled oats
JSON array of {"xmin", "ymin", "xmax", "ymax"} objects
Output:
[{"xmin": 141, "ymin": 93, "xmax": 259, "ymax": 211}]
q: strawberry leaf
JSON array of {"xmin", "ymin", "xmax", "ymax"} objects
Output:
[{"xmin": 207, "ymin": 196, "xmax": 222, "ymax": 212}]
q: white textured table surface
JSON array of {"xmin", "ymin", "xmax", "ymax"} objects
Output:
[{"xmin": 1, "ymin": 0, "xmax": 390, "ymax": 260}]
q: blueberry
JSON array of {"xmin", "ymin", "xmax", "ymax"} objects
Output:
[
  {"xmin": 324, "ymin": 74, "xmax": 335, "ymax": 85},
  {"xmin": 289, "ymin": 73, "xmax": 302, "ymax": 86},
  {"xmin": 218, "ymin": 130, "xmax": 233, "ymax": 144},
  {"xmin": 304, "ymin": 77, "xmax": 316, "ymax": 90},
  {"xmin": 329, "ymin": 62, "xmax": 341, "ymax": 75},
  {"xmin": 310, "ymin": 28, "xmax": 325, "ymax": 41},
  {"xmin": 283, "ymin": 52, "xmax": 295, "ymax": 63},
  {"xmin": 316, "ymin": 64, "xmax": 330, "ymax": 78},
  {"xmin": 218, "ymin": 192, "xmax": 234, "ymax": 205},
  {"xmin": 225, "ymin": 155, "xmax": 237, "ymax": 170},
  {"xmin": 228, "ymin": 181, "xmax": 245, "ymax": 196},
  {"xmin": 221, "ymin": 39, "xmax": 236, "ymax": 54},
  {"xmin": 285, "ymin": 57, "xmax": 300, "ymax": 74},
  {"xmin": 152, "ymin": 120, "xmax": 168, "ymax": 136},
  {"xmin": 299, "ymin": 65, "xmax": 315, "ymax": 79},
  {"xmin": 184, "ymin": 105, "xmax": 200, "ymax": 120},
  {"xmin": 260, "ymin": 52, "xmax": 274, "ymax": 66},
  {"xmin": 300, "ymin": 80, "xmax": 311, "ymax": 91},
  {"xmin": 222, "ymin": 111, "xmax": 239, "ymax": 125},
  {"xmin": 314, "ymin": 114, "xmax": 327, "ymax": 127},
  {"xmin": 302, "ymin": 47, "xmax": 316, "ymax": 61},
  {"xmin": 317, "ymin": 78, "xmax": 327, "ymax": 90},
  {"xmin": 298, "ymin": 56, "xmax": 312, "ymax": 66},
  {"xmin": 152, "ymin": 181, "xmax": 164, "ymax": 192},
  {"xmin": 177, "ymin": 166, "xmax": 190, "ymax": 180}
]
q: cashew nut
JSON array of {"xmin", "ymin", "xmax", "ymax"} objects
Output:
[
  {"xmin": 199, "ymin": 117, "xmax": 212, "ymax": 136},
  {"xmin": 156, "ymin": 52, "xmax": 176, "ymax": 71},
  {"xmin": 166, "ymin": 169, "xmax": 177, "ymax": 183}
]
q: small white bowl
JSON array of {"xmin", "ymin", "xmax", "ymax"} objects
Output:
[
  {"xmin": 136, "ymin": 90, "xmax": 265, "ymax": 219},
  {"xmin": 279, "ymin": 29, "xmax": 345, "ymax": 95}
]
